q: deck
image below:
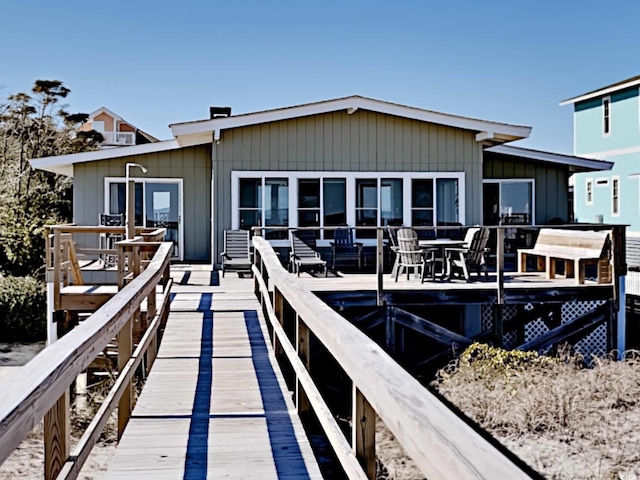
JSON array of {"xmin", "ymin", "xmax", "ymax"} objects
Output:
[{"xmin": 106, "ymin": 266, "xmax": 323, "ymax": 479}]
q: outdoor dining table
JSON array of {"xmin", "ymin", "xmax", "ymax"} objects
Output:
[{"xmin": 418, "ymin": 238, "xmax": 467, "ymax": 279}]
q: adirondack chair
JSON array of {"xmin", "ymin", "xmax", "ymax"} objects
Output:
[
  {"xmin": 387, "ymin": 225, "xmax": 401, "ymax": 277},
  {"xmin": 220, "ymin": 229, "xmax": 253, "ymax": 277},
  {"xmin": 395, "ymin": 228, "xmax": 437, "ymax": 282},
  {"xmin": 289, "ymin": 230, "xmax": 327, "ymax": 277},
  {"xmin": 444, "ymin": 227, "xmax": 490, "ymax": 281},
  {"xmin": 330, "ymin": 227, "xmax": 363, "ymax": 270}
]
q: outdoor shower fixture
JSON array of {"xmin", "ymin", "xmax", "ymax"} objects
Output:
[{"xmin": 125, "ymin": 162, "xmax": 147, "ymax": 238}]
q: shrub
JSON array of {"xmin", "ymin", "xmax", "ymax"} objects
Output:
[{"xmin": 0, "ymin": 275, "xmax": 46, "ymax": 343}]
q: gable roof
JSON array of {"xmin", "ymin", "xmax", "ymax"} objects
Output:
[
  {"xmin": 169, "ymin": 95, "xmax": 531, "ymax": 146},
  {"xmin": 559, "ymin": 75, "xmax": 640, "ymax": 106},
  {"xmin": 86, "ymin": 107, "xmax": 160, "ymax": 143},
  {"xmin": 485, "ymin": 145, "xmax": 614, "ymax": 172}
]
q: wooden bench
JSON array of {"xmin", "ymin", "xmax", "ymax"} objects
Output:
[{"xmin": 518, "ymin": 228, "xmax": 612, "ymax": 284}]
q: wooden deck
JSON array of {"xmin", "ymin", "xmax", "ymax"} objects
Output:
[{"xmin": 106, "ymin": 266, "xmax": 323, "ymax": 479}]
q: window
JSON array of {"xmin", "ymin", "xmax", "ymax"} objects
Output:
[
  {"xmin": 612, "ymin": 177, "xmax": 620, "ymax": 216},
  {"xmin": 596, "ymin": 178, "xmax": 609, "ymax": 186},
  {"xmin": 482, "ymin": 180, "xmax": 534, "ymax": 225},
  {"xmin": 603, "ymin": 97, "xmax": 610, "ymax": 135},
  {"xmin": 238, "ymin": 178, "xmax": 289, "ymax": 239},
  {"xmin": 586, "ymin": 179, "xmax": 593, "ymax": 205},
  {"xmin": 232, "ymin": 172, "xmax": 465, "ymax": 243},
  {"xmin": 323, "ymin": 178, "xmax": 346, "ymax": 239}
]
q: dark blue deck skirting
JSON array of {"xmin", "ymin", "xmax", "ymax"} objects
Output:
[
  {"xmin": 244, "ymin": 310, "xmax": 311, "ymax": 479},
  {"xmin": 183, "ymin": 293, "xmax": 213, "ymax": 480}
]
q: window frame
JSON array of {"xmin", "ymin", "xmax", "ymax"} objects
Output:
[
  {"xmin": 586, "ymin": 178, "xmax": 593, "ymax": 205},
  {"xmin": 612, "ymin": 175, "xmax": 620, "ymax": 217},
  {"xmin": 603, "ymin": 96, "xmax": 611, "ymax": 136},
  {"xmin": 482, "ymin": 178, "xmax": 535, "ymax": 225},
  {"xmin": 231, "ymin": 171, "xmax": 465, "ymax": 246}
]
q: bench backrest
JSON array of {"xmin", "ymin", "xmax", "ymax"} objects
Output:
[
  {"xmin": 533, "ymin": 228, "xmax": 611, "ymax": 258},
  {"xmin": 224, "ymin": 230, "xmax": 250, "ymax": 260},
  {"xmin": 291, "ymin": 230, "xmax": 321, "ymax": 259}
]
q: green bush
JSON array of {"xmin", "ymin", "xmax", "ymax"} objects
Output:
[{"xmin": 0, "ymin": 275, "xmax": 46, "ymax": 343}]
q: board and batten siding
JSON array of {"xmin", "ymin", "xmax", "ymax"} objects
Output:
[
  {"xmin": 483, "ymin": 153, "xmax": 570, "ymax": 224},
  {"xmin": 213, "ymin": 109, "xmax": 484, "ymax": 262},
  {"xmin": 73, "ymin": 144, "xmax": 211, "ymax": 261}
]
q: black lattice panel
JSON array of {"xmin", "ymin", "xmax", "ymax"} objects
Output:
[
  {"xmin": 574, "ymin": 323, "xmax": 608, "ymax": 358},
  {"xmin": 561, "ymin": 300, "xmax": 606, "ymax": 324},
  {"xmin": 524, "ymin": 318, "xmax": 550, "ymax": 344},
  {"xmin": 481, "ymin": 305, "xmax": 494, "ymax": 331}
]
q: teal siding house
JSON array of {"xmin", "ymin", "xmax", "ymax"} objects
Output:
[{"xmin": 562, "ymin": 76, "xmax": 640, "ymax": 266}]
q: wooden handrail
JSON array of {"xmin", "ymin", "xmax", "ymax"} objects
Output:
[
  {"xmin": 0, "ymin": 242, "xmax": 173, "ymax": 474},
  {"xmin": 252, "ymin": 235, "xmax": 534, "ymax": 480}
]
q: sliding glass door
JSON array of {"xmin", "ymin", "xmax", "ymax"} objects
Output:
[{"xmin": 107, "ymin": 179, "xmax": 183, "ymax": 259}]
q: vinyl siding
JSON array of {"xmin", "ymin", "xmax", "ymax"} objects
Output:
[
  {"xmin": 73, "ymin": 144, "xmax": 211, "ymax": 261},
  {"xmin": 213, "ymin": 109, "xmax": 483, "ymax": 261}
]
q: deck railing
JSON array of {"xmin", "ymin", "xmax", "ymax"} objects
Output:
[
  {"xmin": 101, "ymin": 131, "xmax": 135, "ymax": 146},
  {"xmin": 0, "ymin": 237, "xmax": 173, "ymax": 480},
  {"xmin": 251, "ymin": 233, "xmax": 537, "ymax": 480}
]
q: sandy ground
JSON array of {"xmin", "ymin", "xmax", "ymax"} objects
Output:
[{"xmin": 0, "ymin": 343, "xmax": 117, "ymax": 479}]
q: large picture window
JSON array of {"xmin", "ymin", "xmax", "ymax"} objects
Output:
[
  {"xmin": 482, "ymin": 180, "xmax": 534, "ymax": 226},
  {"xmin": 232, "ymin": 172, "xmax": 464, "ymax": 243}
]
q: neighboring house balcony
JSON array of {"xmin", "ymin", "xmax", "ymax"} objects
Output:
[{"xmin": 101, "ymin": 131, "xmax": 135, "ymax": 146}]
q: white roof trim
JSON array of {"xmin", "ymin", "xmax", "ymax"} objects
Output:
[
  {"xmin": 485, "ymin": 145, "xmax": 614, "ymax": 172},
  {"xmin": 29, "ymin": 140, "xmax": 181, "ymax": 177},
  {"xmin": 559, "ymin": 78, "xmax": 640, "ymax": 106},
  {"xmin": 170, "ymin": 96, "xmax": 531, "ymax": 146},
  {"xmin": 88, "ymin": 107, "xmax": 125, "ymax": 123}
]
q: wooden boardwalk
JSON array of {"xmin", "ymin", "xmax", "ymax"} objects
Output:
[{"xmin": 106, "ymin": 265, "xmax": 323, "ymax": 479}]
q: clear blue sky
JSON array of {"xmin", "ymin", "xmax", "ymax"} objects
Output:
[{"xmin": 1, "ymin": 0, "xmax": 638, "ymax": 154}]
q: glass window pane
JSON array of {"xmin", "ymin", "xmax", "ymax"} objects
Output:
[
  {"xmin": 323, "ymin": 178, "xmax": 346, "ymax": 239},
  {"xmin": 240, "ymin": 210, "xmax": 261, "ymax": 230},
  {"xmin": 436, "ymin": 178, "xmax": 459, "ymax": 224},
  {"xmin": 412, "ymin": 210, "xmax": 433, "ymax": 227},
  {"xmin": 299, "ymin": 211, "xmax": 319, "ymax": 227},
  {"xmin": 483, "ymin": 183, "xmax": 500, "ymax": 226},
  {"xmin": 381, "ymin": 178, "xmax": 403, "ymax": 226},
  {"xmin": 265, "ymin": 178, "xmax": 288, "ymax": 239},
  {"xmin": 109, "ymin": 182, "xmax": 143, "ymax": 226},
  {"xmin": 240, "ymin": 178, "xmax": 261, "ymax": 208},
  {"xmin": 356, "ymin": 209, "xmax": 378, "ymax": 239},
  {"xmin": 500, "ymin": 182, "xmax": 532, "ymax": 225},
  {"xmin": 298, "ymin": 179, "xmax": 320, "ymax": 208},
  {"xmin": 412, "ymin": 179, "xmax": 433, "ymax": 208},
  {"xmin": 357, "ymin": 179, "xmax": 378, "ymax": 209}
]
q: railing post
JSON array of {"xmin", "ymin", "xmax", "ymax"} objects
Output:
[
  {"xmin": 353, "ymin": 386, "xmax": 376, "ymax": 479},
  {"xmin": 296, "ymin": 314, "xmax": 310, "ymax": 415},
  {"xmin": 496, "ymin": 227, "xmax": 504, "ymax": 305},
  {"xmin": 273, "ymin": 287, "xmax": 284, "ymax": 357},
  {"xmin": 376, "ymin": 227, "xmax": 384, "ymax": 307},
  {"xmin": 118, "ymin": 315, "xmax": 133, "ymax": 439},
  {"xmin": 44, "ymin": 391, "xmax": 70, "ymax": 480},
  {"xmin": 53, "ymin": 228, "xmax": 61, "ymax": 311}
]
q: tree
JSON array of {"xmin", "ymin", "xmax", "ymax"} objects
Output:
[{"xmin": 0, "ymin": 80, "xmax": 103, "ymax": 277}]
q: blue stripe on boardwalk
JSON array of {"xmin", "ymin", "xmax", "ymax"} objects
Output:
[
  {"xmin": 244, "ymin": 310, "xmax": 311, "ymax": 479},
  {"xmin": 183, "ymin": 293, "xmax": 213, "ymax": 480}
]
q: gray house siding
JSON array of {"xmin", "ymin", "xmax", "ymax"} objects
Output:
[
  {"xmin": 73, "ymin": 144, "xmax": 211, "ymax": 261},
  {"xmin": 213, "ymin": 110, "xmax": 484, "ymax": 261},
  {"xmin": 483, "ymin": 153, "xmax": 570, "ymax": 224}
]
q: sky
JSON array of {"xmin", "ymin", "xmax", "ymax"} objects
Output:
[{"xmin": 1, "ymin": 0, "xmax": 639, "ymax": 154}]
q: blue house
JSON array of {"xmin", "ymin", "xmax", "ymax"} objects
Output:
[{"xmin": 561, "ymin": 75, "xmax": 640, "ymax": 264}]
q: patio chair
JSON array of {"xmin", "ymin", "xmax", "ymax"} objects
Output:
[
  {"xmin": 330, "ymin": 227, "xmax": 363, "ymax": 271},
  {"xmin": 99, "ymin": 213, "xmax": 124, "ymax": 267},
  {"xmin": 220, "ymin": 229, "xmax": 253, "ymax": 277},
  {"xmin": 290, "ymin": 230, "xmax": 327, "ymax": 277},
  {"xmin": 387, "ymin": 225, "xmax": 401, "ymax": 277},
  {"xmin": 395, "ymin": 228, "xmax": 437, "ymax": 282},
  {"xmin": 444, "ymin": 227, "xmax": 490, "ymax": 281}
]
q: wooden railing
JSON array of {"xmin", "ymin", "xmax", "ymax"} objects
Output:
[
  {"xmin": 0, "ymin": 240, "xmax": 173, "ymax": 480},
  {"xmin": 251, "ymin": 234, "xmax": 536, "ymax": 480}
]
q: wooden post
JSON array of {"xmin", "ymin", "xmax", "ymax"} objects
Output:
[
  {"xmin": 273, "ymin": 288, "xmax": 284, "ymax": 357},
  {"xmin": 44, "ymin": 391, "xmax": 70, "ymax": 480},
  {"xmin": 496, "ymin": 227, "xmax": 504, "ymax": 305},
  {"xmin": 296, "ymin": 314, "xmax": 310, "ymax": 415},
  {"xmin": 352, "ymin": 386, "xmax": 376, "ymax": 479},
  {"xmin": 118, "ymin": 316, "xmax": 133, "ymax": 439},
  {"xmin": 53, "ymin": 228, "xmax": 61, "ymax": 311},
  {"xmin": 376, "ymin": 228, "xmax": 384, "ymax": 307},
  {"xmin": 117, "ymin": 244, "xmax": 126, "ymax": 290},
  {"xmin": 126, "ymin": 179, "xmax": 135, "ymax": 240},
  {"xmin": 385, "ymin": 306, "xmax": 395, "ymax": 354}
]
